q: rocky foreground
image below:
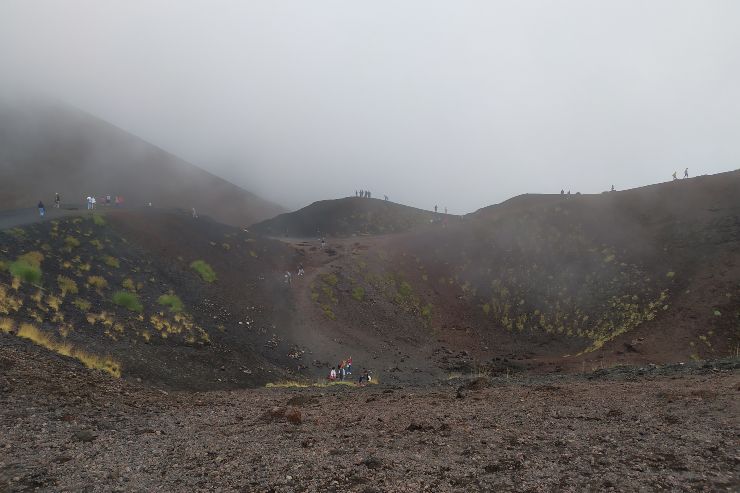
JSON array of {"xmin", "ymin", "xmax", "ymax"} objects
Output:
[{"xmin": 1, "ymin": 342, "xmax": 738, "ymax": 492}]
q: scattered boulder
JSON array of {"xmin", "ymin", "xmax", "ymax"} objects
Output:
[
  {"xmin": 286, "ymin": 408, "xmax": 302, "ymax": 425},
  {"xmin": 361, "ymin": 456, "xmax": 383, "ymax": 470},
  {"xmin": 286, "ymin": 395, "xmax": 317, "ymax": 407},
  {"xmin": 406, "ymin": 421, "xmax": 436, "ymax": 432},
  {"xmin": 260, "ymin": 406, "xmax": 286, "ymax": 423},
  {"xmin": 73, "ymin": 430, "xmax": 97, "ymax": 443},
  {"xmin": 457, "ymin": 376, "xmax": 490, "ymax": 398},
  {"xmin": 461, "ymin": 376, "xmax": 490, "ymax": 391}
]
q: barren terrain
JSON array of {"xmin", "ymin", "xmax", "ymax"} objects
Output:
[{"xmin": 1, "ymin": 342, "xmax": 738, "ymax": 492}]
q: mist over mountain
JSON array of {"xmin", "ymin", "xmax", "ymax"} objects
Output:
[{"xmin": 0, "ymin": 97, "xmax": 283, "ymax": 226}]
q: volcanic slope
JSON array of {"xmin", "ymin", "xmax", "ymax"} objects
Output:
[
  {"xmin": 285, "ymin": 170, "xmax": 740, "ymax": 377},
  {"xmin": 0, "ymin": 97, "xmax": 283, "ymax": 226},
  {"xmin": 0, "ymin": 209, "xmax": 305, "ymax": 389},
  {"xmin": 1, "ymin": 171, "xmax": 739, "ymax": 390},
  {"xmin": 251, "ymin": 196, "xmax": 442, "ymax": 238}
]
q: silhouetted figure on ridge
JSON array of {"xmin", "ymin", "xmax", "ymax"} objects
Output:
[
  {"xmin": 54, "ymin": 193, "xmax": 61, "ymax": 208},
  {"xmin": 434, "ymin": 205, "xmax": 438, "ymax": 213},
  {"xmin": 684, "ymin": 168, "xmax": 689, "ymax": 178},
  {"xmin": 672, "ymin": 171, "xmax": 677, "ymax": 181}
]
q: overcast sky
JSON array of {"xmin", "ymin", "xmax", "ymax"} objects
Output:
[{"xmin": 1, "ymin": 1, "xmax": 739, "ymax": 213}]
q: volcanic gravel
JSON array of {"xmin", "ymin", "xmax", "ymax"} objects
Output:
[{"xmin": 2, "ymin": 344, "xmax": 738, "ymax": 492}]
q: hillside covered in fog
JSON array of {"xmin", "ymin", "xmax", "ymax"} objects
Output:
[{"xmin": 0, "ymin": 98, "xmax": 283, "ymax": 226}]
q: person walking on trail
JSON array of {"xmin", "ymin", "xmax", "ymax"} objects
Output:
[
  {"xmin": 684, "ymin": 168, "xmax": 689, "ymax": 178},
  {"xmin": 346, "ymin": 356, "xmax": 352, "ymax": 375},
  {"xmin": 37, "ymin": 201, "xmax": 45, "ymax": 217},
  {"xmin": 329, "ymin": 367, "xmax": 337, "ymax": 381},
  {"xmin": 297, "ymin": 264, "xmax": 305, "ymax": 277},
  {"xmin": 611, "ymin": 185, "xmax": 615, "ymax": 192},
  {"xmin": 285, "ymin": 271, "xmax": 292, "ymax": 285},
  {"xmin": 672, "ymin": 171, "xmax": 677, "ymax": 181},
  {"xmin": 54, "ymin": 193, "xmax": 61, "ymax": 209},
  {"xmin": 434, "ymin": 205, "xmax": 438, "ymax": 213}
]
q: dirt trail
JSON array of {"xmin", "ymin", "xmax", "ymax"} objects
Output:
[{"xmin": 0, "ymin": 206, "xmax": 86, "ymax": 230}]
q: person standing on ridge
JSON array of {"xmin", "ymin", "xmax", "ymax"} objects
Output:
[
  {"xmin": 54, "ymin": 193, "xmax": 61, "ymax": 209},
  {"xmin": 38, "ymin": 200, "xmax": 45, "ymax": 217},
  {"xmin": 672, "ymin": 171, "xmax": 677, "ymax": 180},
  {"xmin": 684, "ymin": 168, "xmax": 689, "ymax": 178},
  {"xmin": 434, "ymin": 205, "xmax": 438, "ymax": 213}
]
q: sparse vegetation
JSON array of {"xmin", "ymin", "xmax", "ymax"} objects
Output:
[
  {"xmin": 64, "ymin": 236, "xmax": 80, "ymax": 249},
  {"xmin": 112, "ymin": 290, "xmax": 143, "ymax": 313},
  {"xmin": 322, "ymin": 273, "xmax": 338, "ymax": 286},
  {"xmin": 9, "ymin": 259, "xmax": 42, "ymax": 284},
  {"xmin": 0, "ymin": 317, "xmax": 14, "ymax": 334},
  {"xmin": 122, "ymin": 278, "xmax": 136, "ymax": 291},
  {"xmin": 104, "ymin": 256, "xmax": 120, "ymax": 268},
  {"xmin": 190, "ymin": 260, "xmax": 217, "ymax": 282},
  {"xmin": 72, "ymin": 298, "xmax": 92, "ymax": 312},
  {"xmin": 91, "ymin": 214, "xmax": 106, "ymax": 226},
  {"xmin": 157, "ymin": 294, "xmax": 184, "ymax": 313},
  {"xmin": 57, "ymin": 275, "xmax": 78, "ymax": 296},
  {"xmin": 87, "ymin": 275, "xmax": 108, "ymax": 290},
  {"xmin": 352, "ymin": 286, "xmax": 365, "ymax": 301},
  {"xmin": 15, "ymin": 323, "xmax": 120, "ymax": 377},
  {"xmin": 321, "ymin": 304, "xmax": 336, "ymax": 320}
]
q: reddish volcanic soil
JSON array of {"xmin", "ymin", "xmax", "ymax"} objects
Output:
[{"xmin": 1, "ymin": 343, "xmax": 738, "ymax": 492}]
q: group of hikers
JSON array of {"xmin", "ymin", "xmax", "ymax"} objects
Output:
[
  {"xmin": 327, "ymin": 357, "xmax": 373, "ymax": 385},
  {"xmin": 86, "ymin": 195, "xmax": 124, "ymax": 209},
  {"xmin": 673, "ymin": 168, "xmax": 689, "ymax": 180},
  {"xmin": 355, "ymin": 190, "xmax": 392, "ymax": 201},
  {"xmin": 37, "ymin": 193, "xmax": 128, "ymax": 217},
  {"xmin": 37, "ymin": 193, "xmax": 62, "ymax": 216},
  {"xmin": 284, "ymin": 263, "xmax": 305, "ymax": 285}
]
